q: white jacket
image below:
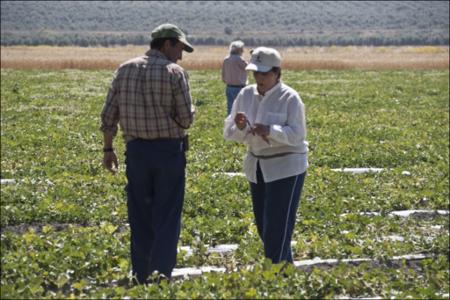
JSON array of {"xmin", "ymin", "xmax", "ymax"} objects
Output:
[{"xmin": 224, "ymin": 82, "xmax": 309, "ymax": 183}]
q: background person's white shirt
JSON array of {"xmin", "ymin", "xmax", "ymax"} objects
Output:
[{"xmin": 224, "ymin": 82, "xmax": 309, "ymax": 183}]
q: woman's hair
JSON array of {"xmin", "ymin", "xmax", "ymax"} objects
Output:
[
  {"xmin": 254, "ymin": 67, "xmax": 282, "ymax": 79},
  {"xmin": 229, "ymin": 40, "xmax": 244, "ymax": 55},
  {"xmin": 271, "ymin": 67, "xmax": 282, "ymax": 80},
  {"xmin": 150, "ymin": 37, "xmax": 179, "ymax": 50}
]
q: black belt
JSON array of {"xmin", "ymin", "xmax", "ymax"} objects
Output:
[
  {"xmin": 249, "ymin": 151, "xmax": 306, "ymax": 159},
  {"xmin": 129, "ymin": 136, "xmax": 189, "ymax": 152},
  {"xmin": 227, "ymin": 85, "xmax": 245, "ymax": 88}
]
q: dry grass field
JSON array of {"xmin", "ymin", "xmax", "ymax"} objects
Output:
[{"xmin": 1, "ymin": 45, "xmax": 448, "ymax": 70}]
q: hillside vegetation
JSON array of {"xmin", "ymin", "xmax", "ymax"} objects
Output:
[{"xmin": 1, "ymin": 1, "xmax": 449, "ymax": 47}]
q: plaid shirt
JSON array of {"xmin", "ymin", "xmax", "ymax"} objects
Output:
[{"xmin": 100, "ymin": 49, "xmax": 194, "ymax": 142}]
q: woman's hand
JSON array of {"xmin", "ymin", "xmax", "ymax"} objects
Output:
[
  {"xmin": 234, "ymin": 112, "xmax": 248, "ymax": 130},
  {"xmin": 251, "ymin": 123, "xmax": 271, "ymax": 144}
]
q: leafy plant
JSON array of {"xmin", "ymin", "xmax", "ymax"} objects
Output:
[{"xmin": 1, "ymin": 68, "xmax": 448, "ymax": 298}]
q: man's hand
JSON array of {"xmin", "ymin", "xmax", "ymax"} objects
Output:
[{"xmin": 103, "ymin": 151, "xmax": 119, "ymax": 174}]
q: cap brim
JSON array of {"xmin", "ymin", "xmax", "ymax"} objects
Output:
[
  {"xmin": 245, "ymin": 63, "xmax": 272, "ymax": 72},
  {"xmin": 179, "ymin": 37, "xmax": 194, "ymax": 52}
]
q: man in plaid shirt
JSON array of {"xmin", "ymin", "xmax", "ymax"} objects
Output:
[{"xmin": 100, "ymin": 23, "xmax": 195, "ymax": 284}]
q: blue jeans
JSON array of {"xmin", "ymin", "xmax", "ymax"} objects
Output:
[
  {"xmin": 250, "ymin": 162, "xmax": 306, "ymax": 263},
  {"xmin": 226, "ymin": 86, "xmax": 244, "ymax": 115},
  {"xmin": 125, "ymin": 138, "xmax": 186, "ymax": 283}
]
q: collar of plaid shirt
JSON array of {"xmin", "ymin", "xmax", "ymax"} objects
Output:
[{"xmin": 145, "ymin": 48, "xmax": 167, "ymax": 60}]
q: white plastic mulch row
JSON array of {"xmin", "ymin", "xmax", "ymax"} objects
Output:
[
  {"xmin": 172, "ymin": 253, "xmax": 432, "ymax": 279},
  {"xmin": 1, "ymin": 179, "xmax": 17, "ymax": 185},
  {"xmin": 331, "ymin": 168, "xmax": 414, "ymax": 176},
  {"xmin": 176, "ymin": 227, "xmax": 447, "ymax": 257},
  {"xmin": 331, "ymin": 168, "xmax": 385, "ymax": 174},
  {"xmin": 179, "ymin": 244, "xmax": 239, "ymax": 257},
  {"xmin": 178, "ymin": 221, "xmax": 444, "ymax": 257},
  {"xmin": 0, "ymin": 168, "xmax": 412, "ymax": 185},
  {"xmin": 346, "ymin": 210, "xmax": 449, "ymax": 218},
  {"xmin": 215, "ymin": 168, "xmax": 411, "ymax": 177}
]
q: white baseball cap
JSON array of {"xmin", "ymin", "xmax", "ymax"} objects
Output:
[
  {"xmin": 230, "ymin": 40, "xmax": 244, "ymax": 52},
  {"xmin": 245, "ymin": 47, "xmax": 281, "ymax": 72}
]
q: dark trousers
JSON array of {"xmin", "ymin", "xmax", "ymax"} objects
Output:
[
  {"xmin": 250, "ymin": 163, "xmax": 306, "ymax": 263},
  {"xmin": 125, "ymin": 138, "xmax": 186, "ymax": 283},
  {"xmin": 226, "ymin": 85, "xmax": 244, "ymax": 115}
]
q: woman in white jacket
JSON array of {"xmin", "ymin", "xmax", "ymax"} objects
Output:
[{"xmin": 224, "ymin": 47, "xmax": 308, "ymax": 264}]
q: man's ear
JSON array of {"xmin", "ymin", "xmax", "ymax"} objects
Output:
[{"xmin": 162, "ymin": 39, "xmax": 172, "ymax": 50}]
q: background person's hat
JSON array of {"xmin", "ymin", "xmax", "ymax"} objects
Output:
[
  {"xmin": 151, "ymin": 23, "xmax": 194, "ymax": 53},
  {"xmin": 230, "ymin": 40, "xmax": 245, "ymax": 51},
  {"xmin": 245, "ymin": 47, "xmax": 281, "ymax": 72}
]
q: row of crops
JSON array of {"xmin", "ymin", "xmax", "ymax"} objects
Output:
[{"xmin": 1, "ymin": 68, "xmax": 449, "ymax": 298}]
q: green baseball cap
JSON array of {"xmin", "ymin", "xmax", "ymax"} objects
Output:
[{"xmin": 151, "ymin": 23, "xmax": 194, "ymax": 53}]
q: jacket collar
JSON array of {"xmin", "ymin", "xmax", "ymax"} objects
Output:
[{"xmin": 253, "ymin": 81, "xmax": 282, "ymax": 97}]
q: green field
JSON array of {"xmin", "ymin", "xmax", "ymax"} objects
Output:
[{"xmin": 1, "ymin": 69, "xmax": 449, "ymax": 298}]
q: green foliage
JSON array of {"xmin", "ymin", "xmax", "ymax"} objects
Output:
[
  {"xmin": 1, "ymin": 1, "xmax": 449, "ymax": 46},
  {"xmin": 1, "ymin": 69, "xmax": 449, "ymax": 298}
]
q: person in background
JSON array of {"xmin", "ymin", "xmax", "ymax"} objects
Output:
[
  {"xmin": 100, "ymin": 23, "xmax": 195, "ymax": 284},
  {"xmin": 223, "ymin": 47, "xmax": 308, "ymax": 265},
  {"xmin": 221, "ymin": 40, "xmax": 248, "ymax": 115}
]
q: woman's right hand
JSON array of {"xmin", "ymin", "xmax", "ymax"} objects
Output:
[{"xmin": 234, "ymin": 112, "xmax": 248, "ymax": 130}]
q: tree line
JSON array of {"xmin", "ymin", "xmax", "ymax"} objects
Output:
[{"xmin": 1, "ymin": 32, "xmax": 448, "ymax": 47}]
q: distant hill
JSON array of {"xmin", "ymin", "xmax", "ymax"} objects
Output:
[{"xmin": 1, "ymin": 1, "xmax": 449, "ymax": 47}]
